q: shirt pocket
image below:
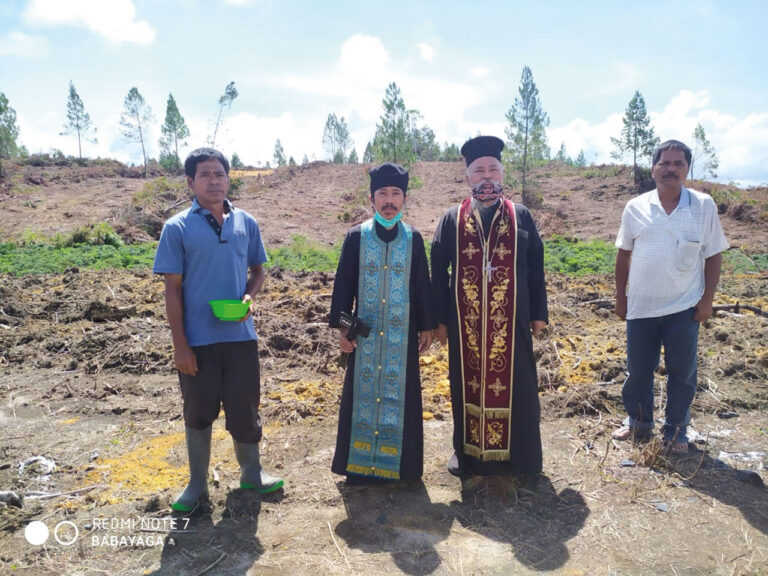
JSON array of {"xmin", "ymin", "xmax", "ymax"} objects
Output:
[
  {"xmin": 233, "ymin": 230, "xmax": 249, "ymax": 258},
  {"xmin": 676, "ymin": 239, "xmax": 701, "ymax": 271}
]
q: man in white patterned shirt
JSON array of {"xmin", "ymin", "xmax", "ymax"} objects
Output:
[{"xmin": 612, "ymin": 140, "xmax": 729, "ymax": 454}]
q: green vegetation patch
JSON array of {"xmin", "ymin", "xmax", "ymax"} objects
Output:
[
  {"xmin": 722, "ymin": 249, "xmax": 768, "ymax": 274},
  {"xmin": 3, "ymin": 230, "xmax": 765, "ymax": 279},
  {"xmin": 0, "ymin": 243, "xmax": 156, "ymax": 276},
  {"xmin": 266, "ymin": 235, "xmax": 341, "ymax": 272},
  {"xmin": 543, "ymin": 236, "xmax": 617, "ymax": 276}
]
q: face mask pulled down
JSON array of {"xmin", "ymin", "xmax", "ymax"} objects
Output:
[
  {"xmin": 471, "ymin": 178, "xmax": 504, "ymax": 203},
  {"xmin": 374, "ymin": 208, "xmax": 403, "ymax": 229}
]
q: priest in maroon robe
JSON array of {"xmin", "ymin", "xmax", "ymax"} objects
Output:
[{"xmin": 431, "ymin": 135, "xmax": 548, "ymax": 480}]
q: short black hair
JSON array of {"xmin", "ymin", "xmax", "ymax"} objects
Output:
[
  {"xmin": 652, "ymin": 140, "xmax": 692, "ymax": 167},
  {"xmin": 184, "ymin": 148, "xmax": 230, "ymax": 179}
]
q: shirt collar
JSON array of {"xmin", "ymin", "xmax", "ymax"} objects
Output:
[
  {"xmin": 191, "ymin": 198, "xmax": 234, "ymax": 214},
  {"xmin": 650, "ymin": 186, "xmax": 690, "ymax": 209}
]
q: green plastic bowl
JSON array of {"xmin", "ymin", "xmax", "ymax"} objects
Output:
[{"xmin": 209, "ymin": 299, "xmax": 250, "ymax": 321}]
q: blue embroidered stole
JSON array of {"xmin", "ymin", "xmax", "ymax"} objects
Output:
[{"xmin": 346, "ymin": 219, "xmax": 412, "ymax": 479}]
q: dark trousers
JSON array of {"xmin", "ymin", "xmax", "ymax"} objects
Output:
[
  {"xmin": 623, "ymin": 307, "xmax": 699, "ymax": 443},
  {"xmin": 178, "ymin": 340, "xmax": 263, "ymax": 443}
]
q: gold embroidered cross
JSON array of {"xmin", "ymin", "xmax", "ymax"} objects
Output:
[
  {"xmin": 462, "ymin": 243, "xmax": 480, "ymax": 258},
  {"xmin": 494, "ymin": 245, "xmax": 511, "ymax": 259},
  {"xmin": 468, "ymin": 377, "xmax": 480, "ymax": 394},
  {"xmin": 489, "ymin": 377, "xmax": 507, "ymax": 397}
]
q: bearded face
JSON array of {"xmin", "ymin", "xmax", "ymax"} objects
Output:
[
  {"xmin": 467, "ymin": 157, "xmax": 504, "ymax": 204},
  {"xmin": 471, "ymin": 178, "xmax": 503, "ymax": 202}
]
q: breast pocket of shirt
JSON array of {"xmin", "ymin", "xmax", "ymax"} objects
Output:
[
  {"xmin": 676, "ymin": 239, "xmax": 701, "ymax": 271},
  {"xmin": 233, "ymin": 230, "xmax": 249, "ymax": 258}
]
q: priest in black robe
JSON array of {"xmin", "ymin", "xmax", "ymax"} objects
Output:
[
  {"xmin": 431, "ymin": 136, "xmax": 548, "ymax": 479},
  {"xmin": 329, "ymin": 162, "xmax": 434, "ymax": 483}
]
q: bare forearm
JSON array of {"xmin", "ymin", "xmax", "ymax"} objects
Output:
[
  {"xmin": 615, "ymin": 249, "xmax": 631, "ymax": 299},
  {"xmin": 245, "ymin": 265, "xmax": 265, "ymax": 298},
  {"xmin": 165, "ymin": 286, "xmax": 189, "ymax": 349},
  {"xmin": 701, "ymin": 253, "xmax": 722, "ymax": 305},
  {"xmin": 614, "ymin": 249, "xmax": 631, "ymax": 320}
]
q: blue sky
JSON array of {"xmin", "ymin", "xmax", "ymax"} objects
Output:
[{"xmin": 1, "ymin": 0, "xmax": 767, "ymax": 185}]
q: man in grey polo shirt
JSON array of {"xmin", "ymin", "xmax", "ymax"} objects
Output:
[
  {"xmin": 154, "ymin": 147, "xmax": 283, "ymax": 512},
  {"xmin": 612, "ymin": 139, "xmax": 729, "ymax": 454}
]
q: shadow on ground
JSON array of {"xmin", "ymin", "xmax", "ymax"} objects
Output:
[{"xmin": 152, "ymin": 488, "xmax": 284, "ymax": 575}]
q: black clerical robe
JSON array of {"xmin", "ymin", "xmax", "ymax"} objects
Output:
[
  {"xmin": 431, "ymin": 201, "xmax": 548, "ymax": 476},
  {"xmin": 329, "ymin": 221, "xmax": 434, "ymax": 481}
]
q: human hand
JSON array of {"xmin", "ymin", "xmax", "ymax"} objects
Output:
[
  {"xmin": 237, "ymin": 293, "xmax": 254, "ymax": 322},
  {"xmin": 174, "ymin": 343, "xmax": 198, "ymax": 376},
  {"xmin": 339, "ymin": 327, "xmax": 356, "ymax": 353},
  {"xmin": 614, "ymin": 295, "xmax": 627, "ymax": 321},
  {"xmin": 419, "ymin": 331, "xmax": 432, "ymax": 354},
  {"xmin": 434, "ymin": 324, "xmax": 447, "ymax": 346},
  {"xmin": 530, "ymin": 320, "xmax": 546, "ymax": 337},
  {"xmin": 694, "ymin": 299, "xmax": 714, "ymax": 323}
]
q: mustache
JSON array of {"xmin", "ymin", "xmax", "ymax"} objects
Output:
[
  {"xmin": 380, "ymin": 204, "xmax": 398, "ymax": 211},
  {"xmin": 471, "ymin": 178, "xmax": 503, "ymax": 197}
]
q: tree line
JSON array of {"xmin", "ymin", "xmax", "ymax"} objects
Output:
[{"xmin": 0, "ymin": 72, "xmax": 720, "ymax": 192}]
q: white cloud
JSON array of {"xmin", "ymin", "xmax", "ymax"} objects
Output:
[
  {"xmin": 23, "ymin": 0, "xmax": 155, "ymax": 45},
  {"xmin": 417, "ymin": 42, "xmax": 434, "ymax": 63},
  {"xmin": 548, "ymin": 114, "xmax": 623, "ymax": 166},
  {"xmin": 0, "ymin": 31, "xmax": 49, "ymax": 58},
  {"xmin": 265, "ymin": 34, "xmax": 500, "ymax": 152},
  {"xmin": 337, "ymin": 34, "xmax": 390, "ymax": 85},
  {"xmin": 471, "ymin": 67, "xmax": 489, "ymax": 79},
  {"xmin": 548, "ymin": 89, "xmax": 768, "ymax": 185}
]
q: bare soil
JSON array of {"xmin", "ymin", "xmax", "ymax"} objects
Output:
[{"xmin": 1, "ymin": 161, "xmax": 767, "ymax": 576}]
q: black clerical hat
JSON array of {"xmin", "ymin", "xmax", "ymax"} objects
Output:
[
  {"xmin": 461, "ymin": 135, "xmax": 504, "ymax": 166},
  {"xmin": 369, "ymin": 162, "xmax": 409, "ymax": 196}
]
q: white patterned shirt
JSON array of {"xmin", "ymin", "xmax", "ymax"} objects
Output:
[{"xmin": 615, "ymin": 187, "xmax": 729, "ymax": 320}]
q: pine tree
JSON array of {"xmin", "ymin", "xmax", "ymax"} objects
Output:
[
  {"xmin": 61, "ymin": 81, "xmax": 96, "ymax": 159},
  {"xmin": 0, "ymin": 92, "xmax": 21, "ymax": 178},
  {"xmin": 288, "ymin": 156, "xmax": 296, "ymax": 166},
  {"xmin": 691, "ymin": 123, "xmax": 719, "ymax": 180},
  {"xmin": 575, "ymin": 149, "xmax": 587, "ymax": 168},
  {"xmin": 230, "ymin": 152, "xmax": 244, "ymax": 169},
  {"xmin": 209, "ymin": 81, "xmax": 238, "ymax": 147},
  {"xmin": 323, "ymin": 113, "xmax": 351, "ymax": 163},
  {"xmin": 610, "ymin": 91, "xmax": 659, "ymax": 183},
  {"xmin": 158, "ymin": 93, "xmax": 189, "ymax": 172},
  {"xmin": 505, "ymin": 66, "xmax": 550, "ymax": 205},
  {"xmin": 554, "ymin": 142, "xmax": 569, "ymax": 164},
  {"xmin": 363, "ymin": 142, "xmax": 373, "ymax": 163},
  {"xmin": 441, "ymin": 142, "xmax": 461, "ymax": 162},
  {"xmin": 322, "ymin": 113, "xmax": 340, "ymax": 161},
  {"xmin": 119, "ymin": 87, "xmax": 154, "ymax": 178},
  {"xmin": 347, "ymin": 148, "xmax": 358, "ymax": 163},
  {"xmin": 301, "ymin": 154, "xmax": 309, "ymax": 165},
  {"xmin": 372, "ymin": 82, "xmax": 416, "ymax": 166},
  {"xmin": 273, "ymin": 138, "xmax": 286, "ymax": 167},
  {"xmin": 411, "ymin": 125, "xmax": 440, "ymax": 161}
]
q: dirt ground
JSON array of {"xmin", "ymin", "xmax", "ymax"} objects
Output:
[{"xmin": 0, "ymin": 161, "xmax": 767, "ymax": 575}]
